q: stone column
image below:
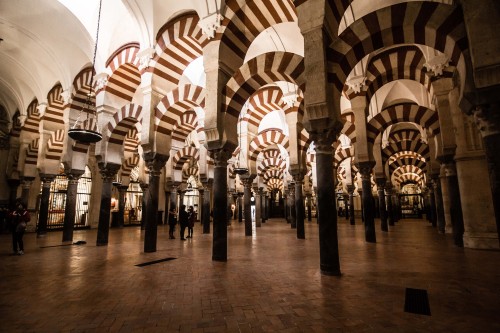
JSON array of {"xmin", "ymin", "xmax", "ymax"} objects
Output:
[
  {"xmin": 169, "ymin": 184, "xmax": 178, "ymax": 211},
  {"xmin": 202, "ymin": 181, "xmax": 211, "ymax": 234},
  {"xmin": 140, "ymin": 182, "xmax": 149, "ymax": 231},
  {"xmin": 440, "ymin": 169, "xmax": 452, "ymax": 233},
  {"xmin": 227, "ymin": 190, "xmax": 233, "ymax": 226},
  {"xmin": 306, "ymin": 193, "xmax": 312, "ymax": 221},
  {"xmin": 241, "ymin": 176, "xmax": 254, "ymax": 236},
  {"xmin": 116, "ymin": 185, "xmax": 128, "ymax": 228},
  {"xmin": 96, "ymin": 164, "xmax": 120, "ymax": 246},
  {"xmin": 211, "ymin": 149, "xmax": 232, "ymax": 261},
  {"xmin": 253, "ymin": 187, "xmax": 262, "ymax": 228},
  {"xmin": 312, "ymin": 134, "xmax": 341, "ymax": 275},
  {"xmin": 37, "ymin": 174, "xmax": 55, "ymax": 237},
  {"xmin": 20, "ymin": 177, "xmax": 35, "ymax": 207},
  {"xmin": 237, "ymin": 192, "xmax": 243, "ymax": 223},
  {"xmin": 376, "ymin": 179, "xmax": 388, "ymax": 232},
  {"xmin": 428, "ymin": 182, "xmax": 437, "ymax": 228},
  {"xmin": 7, "ymin": 179, "xmax": 20, "ymax": 209},
  {"xmin": 432, "ymin": 176, "xmax": 446, "ymax": 233},
  {"xmin": 198, "ymin": 188, "xmax": 204, "ymax": 223},
  {"xmin": 358, "ymin": 162, "xmax": 376, "ymax": 243},
  {"xmin": 262, "ymin": 192, "xmax": 268, "ymax": 223},
  {"xmin": 347, "ymin": 185, "xmax": 355, "ymax": 225},
  {"xmin": 293, "ymin": 174, "xmax": 305, "ymax": 239},
  {"xmin": 288, "ymin": 183, "xmax": 296, "ymax": 229},
  {"xmin": 143, "ymin": 156, "xmax": 167, "ymax": 252},
  {"xmin": 444, "ymin": 161, "xmax": 465, "ymax": 247},
  {"xmin": 232, "ymin": 192, "xmax": 238, "ymax": 220},
  {"xmin": 62, "ymin": 171, "xmax": 84, "ymax": 242},
  {"xmin": 386, "ymin": 185, "xmax": 395, "ymax": 226},
  {"xmin": 471, "ymin": 105, "xmax": 500, "ymax": 245}
]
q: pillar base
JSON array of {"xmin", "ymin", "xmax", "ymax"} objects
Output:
[
  {"xmin": 320, "ymin": 268, "xmax": 341, "ymax": 276},
  {"xmin": 464, "ymin": 232, "xmax": 500, "ymax": 250}
]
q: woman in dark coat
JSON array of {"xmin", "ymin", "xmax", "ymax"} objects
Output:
[
  {"xmin": 179, "ymin": 205, "xmax": 188, "ymax": 240},
  {"xmin": 168, "ymin": 207, "xmax": 177, "ymax": 239},
  {"xmin": 9, "ymin": 200, "xmax": 30, "ymax": 255}
]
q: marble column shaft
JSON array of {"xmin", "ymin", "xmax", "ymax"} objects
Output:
[
  {"xmin": 243, "ymin": 180, "xmax": 253, "ymax": 236},
  {"xmin": 314, "ymin": 139, "xmax": 341, "ymax": 276},
  {"xmin": 376, "ymin": 181, "xmax": 388, "ymax": 232},
  {"xmin": 348, "ymin": 185, "xmax": 355, "ymax": 225},
  {"xmin": 140, "ymin": 183, "xmax": 149, "ymax": 231},
  {"xmin": 62, "ymin": 172, "xmax": 83, "ymax": 242},
  {"xmin": 21, "ymin": 177, "xmax": 34, "ymax": 207},
  {"xmin": 445, "ymin": 162, "xmax": 465, "ymax": 247},
  {"xmin": 254, "ymin": 188, "xmax": 262, "ymax": 228},
  {"xmin": 37, "ymin": 175, "xmax": 55, "ymax": 236},
  {"xmin": 7, "ymin": 179, "xmax": 20, "ymax": 209},
  {"xmin": 294, "ymin": 178, "xmax": 305, "ymax": 239},
  {"xmin": 211, "ymin": 149, "xmax": 231, "ymax": 261},
  {"xmin": 289, "ymin": 185, "xmax": 296, "ymax": 229},
  {"xmin": 359, "ymin": 163, "xmax": 376, "ymax": 243},
  {"xmin": 96, "ymin": 164, "xmax": 120, "ymax": 246},
  {"xmin": 117, "ymin": 185, "xmax": 128, "ymax": 228},
  {"xmin": 202, "ymin": 184, "xmax": 211, "ymax": 233},
  {"xmin": 144, "ymin": 156, "xmax": 167, "ymax": 253}
]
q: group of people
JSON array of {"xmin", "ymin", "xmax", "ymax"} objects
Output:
[{"xmin": 167, "ymin": 205, "xmax": 196, "ymax": 240}]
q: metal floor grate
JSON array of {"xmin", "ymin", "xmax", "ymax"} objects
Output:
[
  {"xmin": 404, "ymin": 288, "xmax": 431, "ymax": 316},
  {"xmin": 135, "ymin": 257, "xmax": 177, "ymax": 267}
]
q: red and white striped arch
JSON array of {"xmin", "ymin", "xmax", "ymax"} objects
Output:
[
  {"xmin": 345, "ymin": 46, "xmax": 435, "ymax": 102},
  {"xmin": 382, "ymin": 140, "xmax": 430, "ymax": 164},
  {"xmin": 263, "ymin": 148, "xmax": 281, "ymax": 160},
  {"xmin": 262, "ymin": 169, "xmax": 284, "ymax": 183},
  {"xmin": 220, "ymin": 0, "xmax": 297, "ymax": 64},
  {"xmin": 366, "ymin": 103, "xmax": 439, "ymax": 144},
  {"xmin": 389, "ymin": 154, "xmax": 427, "ymax": 174},
  {"xmin": 70, "ymin": 67, "xmax": 95, "ymax": 114},
  {"xmin": 121, "ymin": 154, "xmax": 140, "ymax": 179},
  {"xmin": 45, "ymin": 129, "xmax": 65, "ymax": 161},
  {"xmin": 22, "ymin": 99, "xmax": 40, "ymax": 136},
  {"xmin": 172, "ymin": 146, "xmax": 200, "ymax": 171},
  {"xmin": 395, "ymin": 173, "xmax": 424, "ymax": 186},
  {"xmin": 155, "ymin": 84, "xmax": 205, "ymax": 139},
  {"xmin": 257, "ymin": 157, "xmax": 286, "ymax": 175},
  {"xmin": 102, "ymin": 43, "xmax": 141, "ymax": 103},
  {"xmin": 329, "ymin": 2, "xmax": 468, "ymax": 91},
  {"xmin": 225, "ymin": 52, "xmax": 304, "ymax": 119},
  {"xmin": 44, "ymin": 84, "xmax": 65, "ymax": 128},
  {"xmin": 182, "ymin": 166, "xmax": 199, "ymax": 181},
  {"xmin": 151, "ymin": 13, "xmax": 207, "ymax": 87},
  {"xmin": 334, "ymin": 146, "xmax": 354, "ymax": 168},
  {"xmin": 107, "ymin": 103, "xmax": 142, "ymax": 145},
  {"xmin": 248, "ymin": 129, "xmax": 290, "ymax": 163},
  {"xmin": 242, "ymin": 86, "xmax": 287, "ymax": 131},
  {"xmin": 124, "ymin": 128, "xmax": 139, "ymax": 153},
  {"xmin": 24, "ymin": 138, "xmax": 39, "ymax": 166},
  {"xmin": 172, "ymin": 111, "xmax": 202, "ymax": 144},
  {"xmin": 392, "ymin": 164, "xmax": 425, "ymax": 180},
  {"xmin": 266, "ymin": 177, "xmax": 284, "ymax": 191},
  {"xmin": 9, "ymin": 111, "xmax": 22, "ymax": 138},
  {"xmin": 339, "ymin": 121, "xmax": 357, "ymax": 145}
]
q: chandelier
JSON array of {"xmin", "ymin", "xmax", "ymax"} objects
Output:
[{"xmin": 68, "ymin": 0, "xmax": 103, "ymax": 144}]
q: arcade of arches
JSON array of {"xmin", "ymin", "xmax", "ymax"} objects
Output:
[{"xmin": 1, "ymin": 0, "xmax": 500, "ymax": 278}]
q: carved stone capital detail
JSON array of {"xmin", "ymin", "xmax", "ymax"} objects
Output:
[
  {"xmin": 209, "ymin": 148, "xmax": 233, "ymax": 168},
  {"xmin": 40, "ymin": 174, "xmax": 56, "ymax": 187},
  {"xmin": 357, "ymin": 161, "xmax": 375, "ymax": 180},
  {"xmin": 471, "ymin": 105, "xmax": 500, "ymax": 138},
  {"xmin": 98, "ymin": 163, "xmax": 120, "ymax": 181},
  {"xmin": 198, "ymin": 12, "xmax": 223, "ymax": 39}
]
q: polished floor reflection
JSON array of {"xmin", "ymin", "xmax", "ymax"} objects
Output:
[{"xmin": 1, "ymin": 218, "xmax": 499, "ymax": 332}]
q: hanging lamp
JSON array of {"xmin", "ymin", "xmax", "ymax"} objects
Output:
[
  {"xmin": 68, "ymin": 0, "xmax": 103, "ymax": 144},
  {"xmin": 234, "ymin": 116, "xmax": 249, "ymax": 175}
]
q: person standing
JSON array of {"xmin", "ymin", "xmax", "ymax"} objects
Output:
[
  {"xmin": 187, "ymin": 206, "xmax": 196, "ymax": 238},
  {"xmin": 179, "ymin": 205, "xmax": 188, "ymax": 241},
  {"xmin": 168, "ymin": 207, "xmax": 177, "ymax": 239},
  {"xmin": 9, "ymin": 200, "xmax": 30, "ymax": 255}
]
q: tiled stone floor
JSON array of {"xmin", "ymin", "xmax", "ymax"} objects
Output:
[{"xmin": 1, "ymin": 218, "xmax": 500, "ymax": 333}]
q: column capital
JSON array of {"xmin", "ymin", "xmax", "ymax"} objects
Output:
[
  {"xmin": 139, "ymin": 182, "xmax": 149, "ymax": 191},
  {"xmin": 39, "ymin": 174, "xmax": 56, "ymax": 187},
  {"xmin": 240, "ymin": 174, "xmax": 255, "ymax": 188},
  {"xmin": 347, "ymin": 184, "xmax": 355, "ymax": 194},
  {"xmin": 375, "ymin": 178, "xmax": 386, "ymax": 189},
  {"xmin": 98, "ymin": 163, "xmax": 120, "ymax": 181},
  {"xmin": 470, "ymin": 104, "xmax": 500, "ymax": 138},
  {"xmin": 209, "ymin": 148, "xmax": 233, "ymax": 168},
  {"xmin": 143, "ymin": 153, "xmax": 168, "ymax": 176},
  {"xmin": 357, "ymin": 161, "xmax": 375, "ymax": 180},
  {"xmin": 309, "ymin": 128, "xmax": 339, "ymax": 153},
  {"xmin": 117, "ymin": 184, "xmax": 129, "ymax": 192}
]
